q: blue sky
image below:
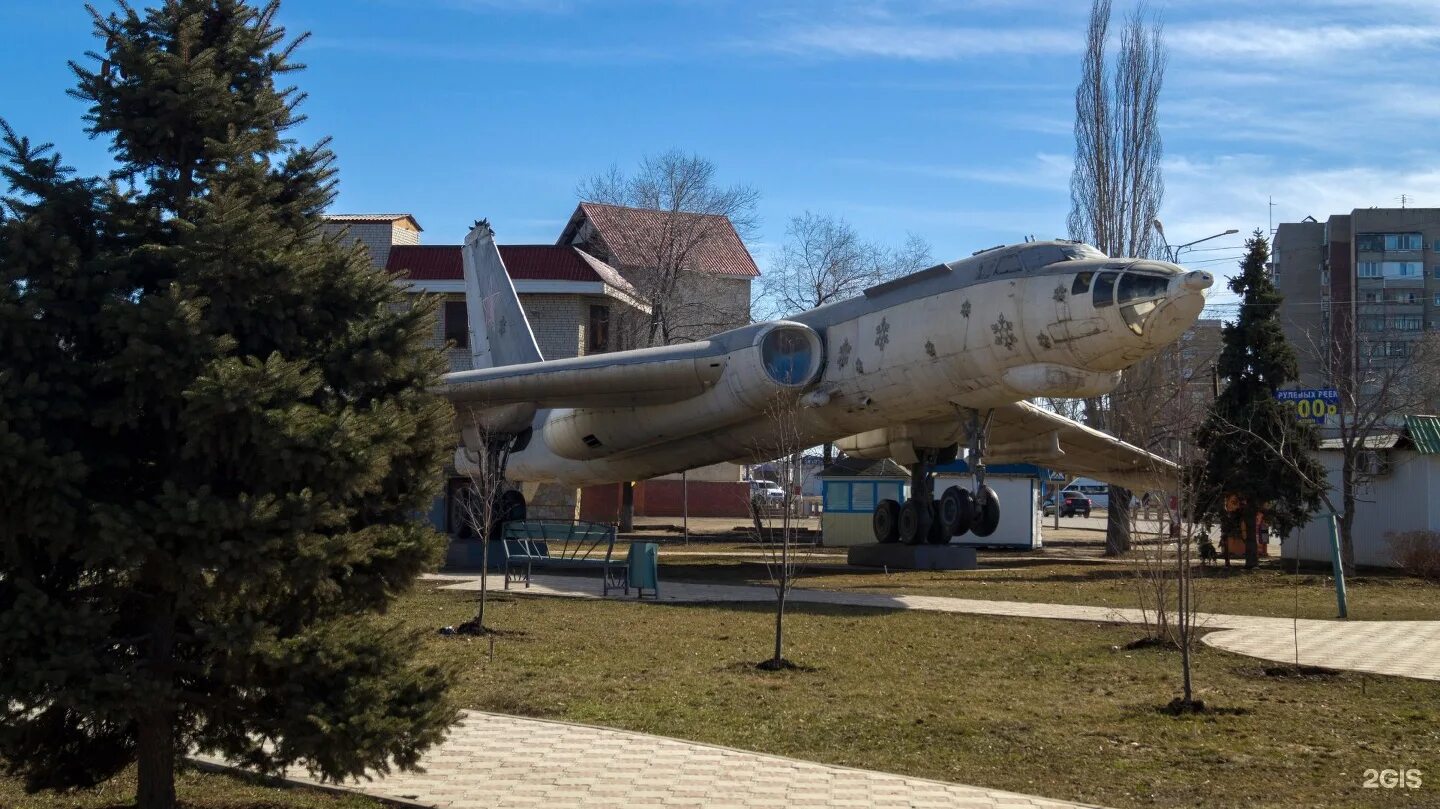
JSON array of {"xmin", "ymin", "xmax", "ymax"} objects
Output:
[{"xmin": 4, "ymin": 0, "xmax": 1440, "ymax": 306}]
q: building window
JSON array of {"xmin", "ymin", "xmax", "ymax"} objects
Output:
[
  {"xmin": 1397, "ymin": 291, "xmax": 1419, "ymax": 304},
  {"xmin": 1433, "ymin": 239, "xmax": 1440, "ymax": 251},
  {"xmin": 588, "ymin": 305, "xmax": 610, "ymax": 354},
  {"xmin": 1394, "ymin": 316, "xmax": 1423, "ymax": 331},
  {"xmin": 1383, "ymin": 261, "xmax": 1422, "ymax": 278},
  {"xmin": 1359, "ymin": 316, "xmax": 1385, "ymax": 332},
  {"xmin": 1358, "ymin": 261, "xmax": 1381, "ymax": 278},
  {"xmin": 443, "ymin": 300, "xmax": 469, "ymax": 349},
  {"xmin": 1434, "ymin": 293, "xmax": 1440, "ymax": 307},
  {"xmin": 1364, "ymin": 291, "xmax": 1378, "ymax": 303},
  {"xmin": 1358, "ymin": 233, "xmax": 1423, "ymax": 252},
  {"xmin": 1433, "ymin": 265, "xmax": 1440, "ymax": 279},
  {"xmin": 1389, "ymin": 341, "xmax": 1410, "ymax": 358}
]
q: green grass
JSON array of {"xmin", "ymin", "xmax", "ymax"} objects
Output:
[
  {"xmin": 0, "ymin": 766, "xmax": 387, "ymax": 809},
  {"xmin": 409, "ymin": 584, "xmax": 1440, "ymax": 808},
  {"xmin": 655, "ymin": 553, "xmax": 1440, "ymax": 621}
]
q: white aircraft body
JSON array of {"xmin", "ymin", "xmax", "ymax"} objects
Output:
[{"xmin": 441, "ymin": 222, "xmax": 1211, "ymax": 544}]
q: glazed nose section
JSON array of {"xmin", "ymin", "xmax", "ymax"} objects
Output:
[{"xmin": 1181, "ymin": 270, "xmax": 1213, "ymax": 292}]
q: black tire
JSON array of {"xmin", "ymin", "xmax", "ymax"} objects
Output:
[
  {"xmin": 873, "ymin": 499, "xmax": 901, "ymax": 543},
  {"xmin": 938, "ymin": 486, "xmax": 975, "ymax": 537},
  {"xmin": 971, "ymin": 485, "xmax": 1001, "ymax": 537},
  {"xmin": 898, "ymin": 499, "xmax": 932, "ymax": 545},
  {"xmin": 498, "ymin": 489, "xmax": 527, "ymax": 523},
  {"xmin": 926, "ymin": 502, "xmax": 949, "ymax": 544}
]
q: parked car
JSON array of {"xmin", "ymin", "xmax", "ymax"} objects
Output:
[
  {"xmin": 1042, "ymin": 492, "xmax": 1093, "ymax": 518},
  {"xmin": 749, "ymin": 480, "xmax": 786, "ymax": 507},
  {"xmin": 1062, "ymin": 480, "xmax": 1109, "ymax": 509}
]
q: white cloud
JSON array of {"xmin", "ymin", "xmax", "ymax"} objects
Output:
[
  {"xmin": 1170, "ymin": 22, "xmax": 1440, "ymax": 64},
  {"xmin": 762, "ymin": 24, "xmax": 1080, "ymax": 60}
]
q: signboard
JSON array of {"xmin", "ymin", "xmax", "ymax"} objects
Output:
[{"xmin": 1276, "ymin": 388, "xmax": 1338, "ymax": 423}]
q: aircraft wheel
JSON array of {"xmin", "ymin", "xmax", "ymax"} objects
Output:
[
  {"xmin": 926, "ymin": 502, "xmax": 950, "ymax": 544},
  {"xmin": 971, "ymin": 485, "xmax": 1001, "ymax": 537},
  {"xmin": 939, "ymin": 486, "xmax": 975, "ymax": 537},
  {"xmin": 898, "ymin": 499, "xmax": 932, "ymax": 545},
  {"xmin": 498, "ymin": 489, "xmax": 527, "ymax": 523},
  {"xmin": 873, "ymin": 499, "xmax": 901, "ymax": 543}
]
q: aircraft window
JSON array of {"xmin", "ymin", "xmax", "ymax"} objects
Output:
[
  {"xmin": 1117, "ymin": 272, "xmax": 1171, "ymax": 304},
  {"xmin": 1020, "ymin": 245, "xmax": 1066, "ymax": 270},
  {"xmin": 1093, "ymin": 272, "xmax": 1117, "ymax": 307},
  {"xmin": 1063, "ymin": 244, "xmax": 1108, "ymax": 260},
  {"xmin": 994, "ymin": 254, "xmax": 1023, "ymax": 275},
  {"xmin": 1072, "ymin": 272, "xmax": 1093, "ymax": 295},
  {"xmin": 761, "ymin": 327, "xmax": 814, "ymax": 385}
]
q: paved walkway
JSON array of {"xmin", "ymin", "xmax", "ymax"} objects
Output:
[
  {"xmin": 433, "ymin": 573, "xmax": 1440, "ymax": 681},
  {"xmin": 228, "ymin": 710, "xmax": 1100, "ymax": 809}
]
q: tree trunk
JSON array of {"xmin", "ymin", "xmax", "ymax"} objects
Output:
[
  {"xmin": 1104, "ymin": 486, "xmax": 1132, "ymax": 556},
  {"xmin": 773, "ymin": 590, "xmax": 786, "ymax": 665},
  {"xmin": 619, "ymin": 481, "xmax": 635, "ymax": 532},
  {"xmin": 1243, "ymin": 507, "xmax": 1259, "ymax": 569},
  {"xmin": 136, "ymin": 709, "xmax": 176, "ymax": 809},
  {"xmin": 137, "ymin": 603, "xmax": 177, "ymax": 809},
  {"xmin": 822, "ymin": 442, "xmax": 833, "ymax": 466}
]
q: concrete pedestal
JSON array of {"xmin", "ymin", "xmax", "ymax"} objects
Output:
[{"xmin": 846, "ymin": 543, "xmax": 978, "ymax": 570}]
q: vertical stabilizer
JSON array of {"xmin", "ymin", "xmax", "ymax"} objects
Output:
[{"xmin": 462, "ymin": 221, "xmax": 544, "ymax": 369}]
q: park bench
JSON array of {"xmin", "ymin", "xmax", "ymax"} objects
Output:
[{"xmin": 501, "ymin": 520, "xmax": 628, "ymax": 595}]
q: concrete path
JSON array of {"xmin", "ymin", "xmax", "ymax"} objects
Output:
[
  {"xmin": 230, "ymin": 710, "xmax": 1100, "ymax": 809},
  {"xmin": 432, "ymin": 573, "xmax": 1440, "ymax": 681}
]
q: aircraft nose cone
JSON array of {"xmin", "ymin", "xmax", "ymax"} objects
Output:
[{"xmin": 1181, "ymin": 270, "xmax": 1213, "ymax": 292}]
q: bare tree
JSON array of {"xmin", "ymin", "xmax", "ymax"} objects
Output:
[
  {"xmin": 758, "ymin": 212, "xmax": 932, "ymax": 320},
  {"xmin": 1067, "ymin": 0, "xmax": 1167, "ymax": 555},
  {"xmin": 453, "ymin": 411, "xmax": 519, "ymax": 636},
  {"xmin": 578, "ymin": 150, "xmax": 760, "ymax": 347},
  {"xmin": 748, "ymin": 392, "xmax": 818, "ymax": 670},
  {"xmin": 1305, "ymin": 331, "xmax": 1440, "ymax": 574}
]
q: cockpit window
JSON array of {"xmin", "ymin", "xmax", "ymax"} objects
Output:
[
  {"xmin": 1072, "ymin": 271, "xmax": 1093, "ymax": 295},
  {"xmin": 1020, "ymin": 245, "xmax": 1067, "ymax": 270},
  {"xmin": 1118, "ymin": 272, "xmax": 1171, "ymax": 304},
  {"xmin": 1093, "ymin": 272, "xmax": 1117, "ymax": 307},
  {"xmin": 1117, "ymin": 272, "xmax": 1172, "ymax": 336},
  {"xmin": 1063, "ymin": 244, "xmax": 1108, "ymax": 260}
]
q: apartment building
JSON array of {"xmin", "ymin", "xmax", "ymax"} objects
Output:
[{"xmin": 1273, "ymin": 207, "xmax": 1440, "ymax": 388}]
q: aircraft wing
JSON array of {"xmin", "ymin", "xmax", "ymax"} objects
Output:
[
  {"xmin": 441, "ymin": 340, "xmax": 729, "ymax": 410},
  {"xmin": 986, "ymin": 400, "xmax": 1179, "ymax": 492}
]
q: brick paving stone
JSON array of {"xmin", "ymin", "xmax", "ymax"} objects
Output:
[{"xmin": 198, "ymin": 710, "xmax": 1105, "ymax": 809}]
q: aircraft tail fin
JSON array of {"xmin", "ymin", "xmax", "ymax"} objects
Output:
[{"xmin": 462, "ymin": 221, "xmax": 544, "ymax": 370}]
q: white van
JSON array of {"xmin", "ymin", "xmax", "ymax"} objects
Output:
[{"xmin": 1061, "ymin": 478, "xmax": 1110, "ymax": 509}]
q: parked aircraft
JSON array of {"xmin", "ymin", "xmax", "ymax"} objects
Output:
[{"xmin": 441, "ymin": 222, "xmax": 1212, "ymax": 544}]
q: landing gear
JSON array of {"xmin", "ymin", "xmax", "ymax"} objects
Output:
[
  {"xmin": 866, "ymin": 409, "xmax": 1004, "ymax": 545},
  {"xmin": 459, "ymin": 434, "xmax": 526, "ymax": 541}
]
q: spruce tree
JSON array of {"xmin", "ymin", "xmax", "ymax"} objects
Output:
[
  {"xmin": 0, "ymin": 3, "xmax": 456, "ymax": 806},
  {"xmin": 1192, "ymin": 230, "xmax": 1325, "ymax": 569}
]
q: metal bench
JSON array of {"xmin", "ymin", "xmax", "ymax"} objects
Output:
[{"xmin": 501, "ymin": 520, "xmax": 627, "ymax": 595}]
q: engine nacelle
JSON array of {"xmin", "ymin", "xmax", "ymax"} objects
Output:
[
  {"xmin": 544, "ymin": 322, "xmax": 825, "ymax": 460},
  {"xmin": 834, "ymin": 422, "xmax": 966, "ymax": 465},
  {"xmin": 1000, "ymin": 363, "xmax": 1121, "ymax": 399}
]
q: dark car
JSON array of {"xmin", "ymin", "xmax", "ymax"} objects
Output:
[{"xmin": 1042, "ymin": 492, "xmax": 1093, "ymax": 518}]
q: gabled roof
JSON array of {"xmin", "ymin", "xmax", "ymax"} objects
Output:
[
  {"xmin": 384, "ymin": 244, "xmax": 639, "ymax": 295},
  {"xmin": 558, "ymin": 202, "xmax": 760, "ymax": 278},
  {"xmin": 323, "ymin": 213, "xmax": 422, "ymax": 231},
  {"xmin": 1405, "ymin": 415, "xmax": 1440, "ymax": 454},
  {"xmin": 817, "ymin": 457, "xmax": 910, "ymax": 479}
]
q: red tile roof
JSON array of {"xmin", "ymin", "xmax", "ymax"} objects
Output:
[
  {"xmin": 385, "ymin": 244, "xmax": 635, "ymax": 291},
  {"xmin": 559, "ymin": 202, "xmax": 760, "ymax": 278}
]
